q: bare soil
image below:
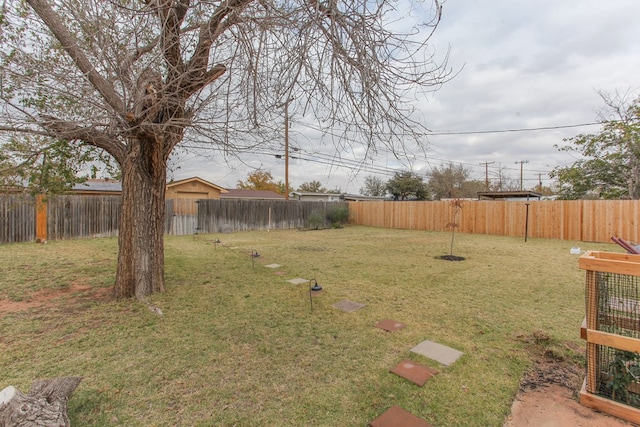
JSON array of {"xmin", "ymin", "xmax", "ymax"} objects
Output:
[
  {"xmin": 1, "ymin": 288, "xmax": 638, "ymax": 426},
  {"xmin": 505, "ymin": 357, "xmax": 638, "ymax": 426}
]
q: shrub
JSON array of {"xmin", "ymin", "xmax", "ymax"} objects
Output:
[
  {"xmin": 326, "ymin": 204, "xmax": 349, "ymax": 228},
  {"xmin": 307, "ymin": 210, "xmax": 324, "ymax": 230}
]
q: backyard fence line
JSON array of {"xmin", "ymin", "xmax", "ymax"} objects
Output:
[
  {"xmin": 3, "ymin": 195, "xmax": 639, "ymax": 244},
  {"xmin": 0, "ymin": 195, "xmax": 347, "ymax": 243},
  {"xmin": 0, "ymin": 194, "xmax": 35, "ymax": 243},
  {"xmin": 347, "ymin": 199, "xmax": 640, "ymax": 243}
]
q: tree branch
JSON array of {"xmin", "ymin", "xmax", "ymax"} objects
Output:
[
  {"xmin": 26, "ymin": 0, "xmax": 127, "ymax": 117},
  {"xmin": 39, "ymin": 116, "xmax": 126, "ymax": 164}
]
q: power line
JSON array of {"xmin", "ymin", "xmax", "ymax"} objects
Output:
[{"xmin": 425, "ymin": 122, "xmax": 602, "ymax": 136}]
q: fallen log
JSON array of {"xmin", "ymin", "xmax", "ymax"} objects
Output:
[{"xmin": 0, "ymin": 377, "xmax": 82, "ymax": 427}]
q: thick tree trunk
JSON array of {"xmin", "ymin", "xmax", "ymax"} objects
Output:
[
  {"xmin": 0, "ymin": 377, "xmax": 82, "ymax": 427},
  {"xmin": 113, "ymin": 137, "xmax": 167, "ymax": 299}
]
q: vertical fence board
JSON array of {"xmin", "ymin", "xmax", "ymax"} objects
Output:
[{"xmin": 348, "ymin": 200, "xmax": 640, "ymax": 244}]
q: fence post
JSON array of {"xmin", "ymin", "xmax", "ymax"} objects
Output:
[{"xmin": 35, "ymin": 194, "xmax": 47, "ymax": 242}]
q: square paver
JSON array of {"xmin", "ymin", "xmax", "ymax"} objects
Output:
[
  {"xmin": 264, "ymin": 264, "xmax": 282, "ymax": 269},
  {"xmin": 332, "ymin": 300, "xmax": 367, "ymax": 312},
  {"xmin": 410, "ymin": 340, "xmax": 463, "ymax": 366},
  {"xmin": 375, "ymin": 319, "xmax": 405, "ymax": 332},
  {"xmin": 369, "ymin": 406, "xmax": 433, "ymax": 427},
  {"xmin": 390, "ymin": 360, "xmax": 438, "ymax": 386},
  {"xmin": 286, "ymin": 278, "xmax": 308, "ymax": 285}
]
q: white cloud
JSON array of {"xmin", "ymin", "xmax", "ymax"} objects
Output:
[{"xmin": 174, "ymin": 0, "xmax": 640, "ymax": 194}]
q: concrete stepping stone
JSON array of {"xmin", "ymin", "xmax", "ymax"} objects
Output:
[
  {"xmin": 332, "ymin": 300, "xmax": 367, "ymax": 312},
  {"xmin": 390, "ymin": 360, "xmax": 438, "ymax": 386},
  {"xmin": 369, "ymin": 405, "xmax": 433, "ymax": 427},
  {"xmin": 264, "ymin": 264, "xmax": 282, "ymax": 268},
  {"xmin": 286, "ymin": 278, "xmax": 308, "ymax": 284},
  {"xmin": 410, "ymin": 340, "xmax": 463, "ymax": 366},
  {"xmin": 375, "ymin": 319, "xmax": 405, "ymax": 332}
]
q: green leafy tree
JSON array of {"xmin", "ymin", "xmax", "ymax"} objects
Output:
[
  {"xmin": 298, "ymin": 180, "xmax": 326, "ymax": 193},
  {"xmin": 550, "ymin": 92, "xmax": 640, "ymax": 200},
  {"xmin": 386, "ymin": 171, "xmax": 429, "ymax": 201},
  {"xmin": 0, "ymin": 0, "xmax": 449, "ymax": 299},
  {"xmin": 360, "ymin": 175, "xmax": 387, "ymax": 197},
  {"xmin": 0, "ymin": 136, "xmax": 118, "ymax": 195}
]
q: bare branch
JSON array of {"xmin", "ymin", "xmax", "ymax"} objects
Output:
[{"xmin": 25, "ymin": 0, "xmax": 127, "ymax": 117}]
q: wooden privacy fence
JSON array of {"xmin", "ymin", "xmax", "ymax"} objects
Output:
[
  {"xmin": 348, "ymin": 199, "xmax": 640, "ymax": 243},
  {"xmin": 196, "ymin": 199, "xmax": 341, "ymax": 233},
  {"xmin": 0, "ymin": 195, "xmax": 347, "ymax": 243},
  {"xmin": 0, "ymin": 194, "xmax": 35, "ymax": 243}
]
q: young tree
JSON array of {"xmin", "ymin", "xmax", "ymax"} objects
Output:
[
  {"xmin": 0, "ymin": 0, "xmax": 449, "ymax": 299},
  {"xmin": 550, "ymin": 92, "xmax": 640, "ymax": 200},
  {"xmin": 386, "ymin": 171, "xmax": 429, "ymax": 201},
  {"xmin": 360, "ymin": 175, "xmax": 387, "ymax": 197}
]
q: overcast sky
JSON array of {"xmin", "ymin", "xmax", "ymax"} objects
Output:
[{"xmin": 173, "ymin": 0, "xmax": 640, "ymax": 194}]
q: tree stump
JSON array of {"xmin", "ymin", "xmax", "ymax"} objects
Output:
[{"xmin": 0, "ymin": 377, "xmax": 82, "ymax": 427}]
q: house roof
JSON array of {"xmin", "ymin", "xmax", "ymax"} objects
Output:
[
  {"xmin": 221, "ymin": 189, "xmax": 285, "ymax": 200},
  {"xmin": 477, "ymin": 190, "xmax": 542, "ymax": 200},
  {"xmin": 71, "ymin": 179, "xmax": 122, "ymax": 193},
  {"xmin": 167, "ymin": 176, "xmax": 228, "ymax": 193},
  {"xmin": 342, "ymin": 194, "xmax": 390, "ymax": 202}
]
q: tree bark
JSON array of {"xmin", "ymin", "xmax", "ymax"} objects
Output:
[
  {"xmin": 113, "ymin": 136, "xmax": 167, "ymax": 299},
  {"xmin": 0, "ymin": 377, "xmax": 82, "ymax": 427}
]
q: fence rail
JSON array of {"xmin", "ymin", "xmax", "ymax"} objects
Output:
[{"xmin": 347, "ymin": 199, "xmax": 640, "ymax": 243}]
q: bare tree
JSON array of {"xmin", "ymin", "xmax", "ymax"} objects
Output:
[
  {"xmin": 0, "ymin": 0, "xmax": 450, "ymax": 299},
  {"xmin": 359, "ymin": 175, "xmax": 387, "ymax": 197}
]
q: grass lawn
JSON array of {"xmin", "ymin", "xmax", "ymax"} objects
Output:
[{"xmin": 0, "ymin": 226, "xmax": 619, "ymax": 426}]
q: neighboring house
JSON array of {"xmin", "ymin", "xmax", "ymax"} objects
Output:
[
  {"xmin": 342, "ymin": 194, "xmax": 390, "ymax": 202},
  {"xmin": 166, "ymin": 177, "xmax": 228, "ymax": 200},
  {"xmin": 70, "ymin": 179, "xmax": 122, "ymax": 196},
  {"xmin": 70, "ymin": 177, "xmax": 229, "ymax": 200},
  {"xmin": 221, "ymin": 189, "xmax": 285, "ymax": 200},
  {"xmin": 289, "ymin": 192, "xmax": 343, "ymax": 202},
  {"xmin": 477, "ymin": 190, "xmax": 542, "ymax": 201}
]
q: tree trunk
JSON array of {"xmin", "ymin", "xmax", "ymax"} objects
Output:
[
  {"xmin": 113, "ymin": 137, "xmax": 167, "ymax": 299},
  {"xmin": 0, "ymin": 377, "xmax": 82, "ymax": 427}
]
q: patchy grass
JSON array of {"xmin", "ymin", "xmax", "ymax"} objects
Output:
[{"xmin": 0, "ymin": 227, "xmax": 618, "ymax": 426}]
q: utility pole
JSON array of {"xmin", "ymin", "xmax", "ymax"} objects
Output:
[
  {"xmin": 537, "ymin": 173, "xmax": 543, "ymax": 192},
  {"xmin": 515, "ymin": 160, "xmax": 529, "ymax": 191},
  {"xmin": 479, "ymin": 161, "xmax": 495, "ymax": 190},
  {"xmin": 277, "ymin": 97, "xmax": 295, "ymax": 200}
]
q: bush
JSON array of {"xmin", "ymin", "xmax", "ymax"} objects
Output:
[
  {"xmin": 326, "ymin": 204, "xmax": 349, "ymax": 228},
  {"xmin": 307, "ymin": 210, "xmax": 324, "ymax": 230}
]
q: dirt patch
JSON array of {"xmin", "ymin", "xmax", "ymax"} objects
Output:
[
  {"xmin": 505, "ymin": 333, "xmax": 638, "ymax": 426},
  {"xmin": 0, "ymin": 284, "xmax": 112, "ymax": 316}
]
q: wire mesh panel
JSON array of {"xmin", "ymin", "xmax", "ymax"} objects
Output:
[{"xmin": 581, "ymin": 251, "xmax": 640, "ymax": 415}]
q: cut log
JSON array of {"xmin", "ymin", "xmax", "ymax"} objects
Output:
[{"xmin": 0, "ymin": 377, "xmax": 82, "ymax": 427}]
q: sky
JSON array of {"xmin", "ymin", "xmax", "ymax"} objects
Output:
[{"xmin": 172, "ymin": 0, "xmax": 640, "ymax": 194}]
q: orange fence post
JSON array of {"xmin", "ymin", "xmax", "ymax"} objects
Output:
[{"xmin": 35, "ymin": 194, "xmax": 47, "ymax": 242}]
